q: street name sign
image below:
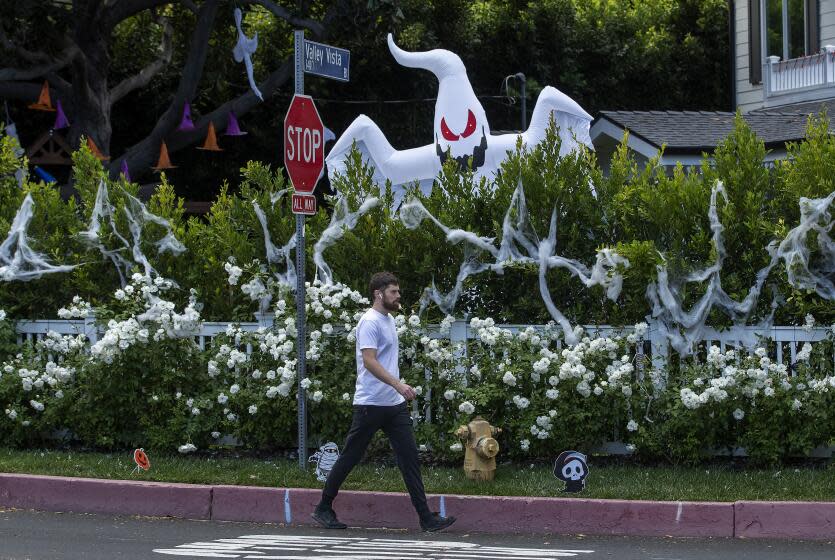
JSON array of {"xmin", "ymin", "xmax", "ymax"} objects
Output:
[{"xmin": 303, "ymin": 39, "xmax": 350, "ymax": 82}]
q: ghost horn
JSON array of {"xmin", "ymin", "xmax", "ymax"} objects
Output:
[{"xmin": 387, "ymin": 33, "xmax": 466, "ymax": 81}]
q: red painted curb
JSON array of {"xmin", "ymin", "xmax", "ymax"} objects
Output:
[
  {"xmin": 0, "ymin": 473, "xmax": 212, "ymax": 519},
  {"xmin": 445, "ymin": 495, "xmax": 734, "ymax": 537},
  {"xmin": 735, "ymin": 501, "xmax": 835, "ymax": 540},
  {"xmin": 2, "ymin": 474, "xmax": 834, "ymax": 540},
  {"xmin": 212, "ymin": 485, "xmax": 283, "ymax": 523}
]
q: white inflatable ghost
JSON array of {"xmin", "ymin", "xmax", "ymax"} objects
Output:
[{"xmin": 326, "ymin": 34, "xmax": 593, "ymax": 205}]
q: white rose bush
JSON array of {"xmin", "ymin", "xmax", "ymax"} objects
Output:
[{"xmin": 1, "ymin": 275, "xmax": 834, "ymax": 465}]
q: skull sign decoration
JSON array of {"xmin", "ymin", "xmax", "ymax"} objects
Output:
[
  {"xmin": 326, "ymin": 34, "xmax": 593, "ymax": 207},
  {"xmin": 308, "ymin": 442, "xmax": 341, "ymax": 482},
  {"xmin": 554, "ymin": 450, "xmax": 589, "ymax": 493}
]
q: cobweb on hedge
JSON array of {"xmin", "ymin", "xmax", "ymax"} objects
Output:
[
  {"xmin": 400, "ymin": 181, "xmax": 628, "ymax": 344},
  {"xmin": 252, "ymin": 191, "xmax": 296, "ymax": 299},
  {"xmin": 313, "ymin": 196, "xmax": 379, "ymax": 285},
  {"xmin": 78, "ymin": 179, "xmax": 186, "ymax": 286},
  {"xmin": 0, "ymin": 193, "xmax": 77, "ymax": 281},
  {"xmin": 647, "ymin": 182, "xmax": 835, "ymax": 355}
]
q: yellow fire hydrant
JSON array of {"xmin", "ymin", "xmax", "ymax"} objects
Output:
[{"xmin": 455, "ymin": 416, "xmax": 501, "ymax": 481}]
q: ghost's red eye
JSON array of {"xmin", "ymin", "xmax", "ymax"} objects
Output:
[
  {"xmin": 460, "ymin": 110, "xmax": 477, "ymax": 138},
  {"xmin": 440, "ymin": 117, "xmax": 459, "ymax": 142}
]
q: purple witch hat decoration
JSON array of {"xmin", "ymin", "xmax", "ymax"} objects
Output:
[
  {"xmin": 224, "ymin": 110, "xmax": 247, "ymax": 136},
  {"xmin": 120, "ymin": 159, "xmax": 131, "ymax": 183},
  {"xmin": 53, "ymin": 100, "xmax": 69, "ymax": 129},
  {"xmin": 176, "ymin": 102, "xmax": 195, "ymax": 131}
]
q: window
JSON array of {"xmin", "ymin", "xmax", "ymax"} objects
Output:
[{"xmin": 766, "ymin": 0, "xmax": 812, "ymax": 60}]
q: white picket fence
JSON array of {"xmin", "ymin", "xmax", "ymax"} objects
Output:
[{"xmin": 14, "ymin": 316, "xmax": 834, "ymax": 372}]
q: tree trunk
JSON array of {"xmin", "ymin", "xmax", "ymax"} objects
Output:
[{"xmin": 69, "ymin": 1, "xmax": 112, "ymax": 155}]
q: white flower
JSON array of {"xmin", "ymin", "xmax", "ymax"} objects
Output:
[
  {"xmin": 408, "ymin": 315, "xmax": 421, "ymax": 327},
  {"xmin": 300, "ymin": 378, "xmax": 312, "ymax": 389},
  {"xmin": 803, "ymin": 314, "xmax": 815, "ymax": 332},
  {"xmin": 29, "ymin": 400, "xmax": 44, "ymax": 412},
  {"xmin": 519, "ymin": 439, "xmax": 530, "ymax": 452},
  {"xmin": 626, "ymin": 420, "xmax": 638, "ymax": 432},
  {"xmin": 178, "ymin": 443, "xmax": 197, "ymax": 454},
  {"xmin": 114, "ymin": 289, "xmax": 126, "ymax": 300},
  {"xmin": 792, "ymin": 398, "xmax": 803, "ymax": 411},
  {"xmin": 342, "ymin": 392, "xmax": 351, "ymax": 401},
  {"xmin": 191, "ymin": 407, "xmax": 200, "ymax": 416},
  {"xmin": 0, "ymin": 310, "xmax": 5, "ymax": 321},
  {"xmin": 449, "ymin": 442, "xmax": 463, "ymax": 452},
  {"xmin": 211, "ymin": 431, "xmax": 221, "ymax": 439},
  {"xmin": 248, "ymin": 405, "xmax": 258, "ymax": 415},
  {"xmin": 229, "ymin": 384, "xmax": 240, "ymax": 395},
  {"xmin": 419, "ymin": 444, "xmax": 428, "ymax": 452},
  {"xmin": 546, "ymin": 389, "xmax": 559, "ymax": 400},
  {"xmin": 512, "ymin": 395, "xmax": 530, "ymax": 409},
  {"xmin": 311, "ymin": 390, "xmax": 324, "ymax": 403},
  {"xmin": 458, "ymin": 401, "xmax": 475, "ymax": 414},
  {"xmin": 217, "ymin": 393, "xmax": 228, "ymax": 404},
  {"xmin": 733, "ymin": 408, "xmax": 745, "ymax": 421},
  {"xmin": 443, "ymin": 389, "xmax": 456, "ymax": 401},
  {"xmin": 502, "ymin": 372, "xmax": 516, "ymax": 386}
]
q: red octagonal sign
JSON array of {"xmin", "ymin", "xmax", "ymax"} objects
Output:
[{"xmin": 284, "ymin": 94, "xmax": 324, "ymax": 193}]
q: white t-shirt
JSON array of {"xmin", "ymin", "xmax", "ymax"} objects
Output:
[{"xmin": 354, "ymin": 308, "xmax": 404, "ymax": 406}]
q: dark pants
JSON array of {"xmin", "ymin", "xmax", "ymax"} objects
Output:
[{"xmin": 321, "ymin": 402, "xmax": 431, "ymax": 519}]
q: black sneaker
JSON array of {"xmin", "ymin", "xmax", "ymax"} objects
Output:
[
  {"xmin": 311, "ymin": 507, "xmax": 347, "ymax": 529},
  {"xmin": 420, "ymin": 512, "xmax": 456, "ymax": 532}
]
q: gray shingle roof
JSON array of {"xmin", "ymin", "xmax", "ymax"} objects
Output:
[{"xmin": 596, "ymin": 102, "xmax": 835, "ymax": 154}]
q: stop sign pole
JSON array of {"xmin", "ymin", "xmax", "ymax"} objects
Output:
[{"xmin": 292, "ymin": 29, "xmax": 308, "ymax": 469}]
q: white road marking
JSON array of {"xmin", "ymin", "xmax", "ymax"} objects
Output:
[{"xmin": 154, "ymin": 535, "xmax": 596, "ymax": 559}]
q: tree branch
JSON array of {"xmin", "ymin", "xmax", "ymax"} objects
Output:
[
  {"xmin": 109, "ymin": 15, "xmax": 174, "ymax": 103},
  {"xmin": 107, "ymin": 0, "xmax": 221, "ymax": 175},
  {"xmin": 0, "ymin": 26, "xmax": 52, "ymax": 65},
  {"xmin": 239, "ymin": 0, "xmax": 325, "ymax": 38},
  {"xmin": 0, "ymin": 45, "xmax": 79, "ymax": 81},
  {"xmin": 110, "ymin": 56, "xmax": 294, "ymax": 180},
  {"xmin": 103, "ymin": 0, "xmax": 178, "ymax": 30}
]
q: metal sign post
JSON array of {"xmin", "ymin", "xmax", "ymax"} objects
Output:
[
  {"xmin": 293, "ymin": 30, "xmax": 307, "ymax": 469},
  {"xmin": 288, "ymin": 30, "xmax": 350, "ymax": 469}
]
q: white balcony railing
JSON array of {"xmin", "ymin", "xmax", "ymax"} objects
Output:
[{"xmin": 764, "ymin": 45, "xmax": 835, "ymax": 98}]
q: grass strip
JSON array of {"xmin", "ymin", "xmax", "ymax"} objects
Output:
[{"xmin": 1, "ymin": 447, "xmax": 833, "ymax": 502}]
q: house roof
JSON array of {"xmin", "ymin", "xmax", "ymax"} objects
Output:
[{"xmin": 594, "ymin": 102, "xmax": 835, "ymax": 155}]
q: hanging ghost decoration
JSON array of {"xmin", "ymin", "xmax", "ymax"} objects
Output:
[
  {"xmin": 326, "ymin": 34, "xmax": 593, "ymax": 206},
  {"xmin": 308, "ymin": 442, "xmax": 340, "ymax": 482},
  {"xmin": 233, "ymin": 8, "xmax": 263, "ymax": 101},
  {"xmin": 553, "ymin": 450, "xmax": 589, "ymax": 493}
]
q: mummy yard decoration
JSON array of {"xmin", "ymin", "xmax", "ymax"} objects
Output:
[
  {"xmin": 326, "ymin": 34, "xmax": 593, "ymax": 205},
  {"xmin": 309, "ymin": 442, "xmax": 340, "ymax": 482}
]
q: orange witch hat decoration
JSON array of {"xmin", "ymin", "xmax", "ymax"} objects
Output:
[
  {"xmin": 196, "ymin": 121, "xmax": 223, "ymax": 152},
  {"xmin": 28, "ymin": 81, "xmax": 56, "ymax": 111},
  {"xmin": 86, "ymin": 137, "xmax": 110, "ymax": 160},
  {"xmin": 152, "ymin": 141, "xmax": 177, "ymax": 171}
]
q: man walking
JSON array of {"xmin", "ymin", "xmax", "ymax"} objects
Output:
[{"xmin": 312, "ymin": 272, "xmax": 456, "ymax": 532}]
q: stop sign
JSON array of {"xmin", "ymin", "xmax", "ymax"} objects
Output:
[{"xmin": 284, "ymin": 94, "xmax": 324, "ymax": 193}]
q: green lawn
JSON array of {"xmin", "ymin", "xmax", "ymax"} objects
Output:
[{"xmin": 1, "ymin": 447, "xmax": 833, "ymax": 502}]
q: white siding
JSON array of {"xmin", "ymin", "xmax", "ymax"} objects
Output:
[
  {"xmin": 821, "ymin": 1, "xmax": 835, "ymax": 46},
  {"xmin": 735, "ymin": 0, "xmax": 764, "ymax": 111}
]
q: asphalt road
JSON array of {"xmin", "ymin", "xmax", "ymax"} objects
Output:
[{"xmin": 0, "ymin": 508, "xmax": 832, "ymax": 560}]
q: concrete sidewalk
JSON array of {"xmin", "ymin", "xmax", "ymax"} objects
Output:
[{"xmin": 1, "ymin": 473, "xmax": 833, "ymax": 540}]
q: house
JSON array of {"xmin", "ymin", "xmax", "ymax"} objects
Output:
[{"xmin": 591, "ymin": 1, "xmax": 835, "ymax": 173}]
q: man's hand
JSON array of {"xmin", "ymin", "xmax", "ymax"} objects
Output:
[{"xmin": 395, "ymin": 382, "xmax": 416, "ymax": 401}]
